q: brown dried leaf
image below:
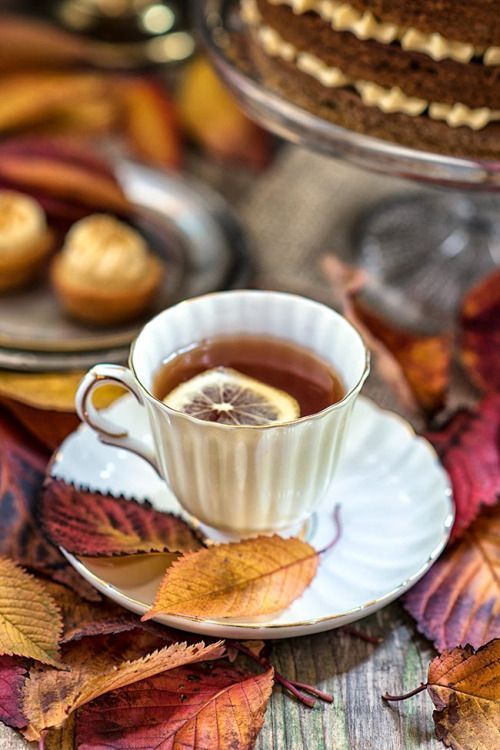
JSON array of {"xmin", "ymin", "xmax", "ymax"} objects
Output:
[
  {"xmin": 428, "ymin": 640, "xmax": 500, "ymax": 750},
  {"xmin": 43, "ymin": 581, "xmax": 139, "ymax": 644}
]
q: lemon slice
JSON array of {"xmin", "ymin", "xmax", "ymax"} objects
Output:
[{"xmin": 163, "ymin": 367, "xmax": 300, "ymax": 425}]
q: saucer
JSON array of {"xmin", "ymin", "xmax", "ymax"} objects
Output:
[{"xmin": 49, "ymin": 395, "xmax": 453, "ymax": 640}]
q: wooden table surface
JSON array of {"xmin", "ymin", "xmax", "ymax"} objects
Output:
[{"xmin": 2, "ymin": 148, "xmax": 459, "ymax": 750}]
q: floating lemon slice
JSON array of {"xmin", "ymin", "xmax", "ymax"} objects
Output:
[{"xmin": 163, "ymin": 367, "xmax": 300, "ymax": 425}]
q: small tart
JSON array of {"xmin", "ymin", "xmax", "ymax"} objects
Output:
[
  {"xmin": 0, "ymin": 191, "xmax": 53, "ymax": 292},
  {"xmin": 51, "ymin": 214, "xmax": 163, "ymax": 326}
]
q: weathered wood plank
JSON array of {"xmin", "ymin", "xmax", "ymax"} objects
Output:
[{"xmin": 256, "ymin": 604, "xmax": 440, "ymax": 750}]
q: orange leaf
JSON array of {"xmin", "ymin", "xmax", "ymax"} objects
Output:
[
  {"xmin": 76, "ymin": 662, "xmax": 274, "ymax": 750},
  {"xmin": 0, "ymin": 558, "xmax": 62, "ymax": 667},
  {"xmin": 121, "ymin": 78, "xmax": 182, "ymax": 170},
  {"xmin": 428, "ymin": 640, "xmax": 500, "ymax": 750},
  {"xmin": 322, "ymin": 255, "xmax": 451, "ymax": 416},
  {"xmin": 143, "ymin": 535, "xmax": 319, "ymax": 619},
  {"xmin": 177, "ymin": 57, "xmax": 271, "ymax": 169},
  {"xmin": 23, "ymin": 636, "xmax": 224, "ymax": 740},
  {"xmin": 460, "ymin": 269, "xmax": 500, "ymax": 394},
  {"xmin": 405, "ymin": 505, "xmax": 500, "ymax": 652},
  {"xmin": 385, "ymin": 640, "xmax": 500, "ymax": 750}
]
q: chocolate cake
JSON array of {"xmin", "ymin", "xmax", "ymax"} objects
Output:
[{"xmin": 241, "ymin": 0, "xmax": 500, "ymax": 157}]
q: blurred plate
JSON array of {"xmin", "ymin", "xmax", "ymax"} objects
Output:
[{"xmin": 0, "ymin": 160, "xmax": 252, "ymax": 370}]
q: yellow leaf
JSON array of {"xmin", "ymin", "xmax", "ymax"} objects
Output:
[
  {"xmin": 23, "ymin": 638, "xmax": 224, "ymax": 740},
  {"xmin": 143, "ymin": 535, "xmax": 319, "ymax": 620},
  {"xmin": 0, "ymin": 371, "xmax": 123, "ymax": 412},
  {"xmin": 0, "ymin": 557, "xmax": 62, "ymax": 667}
]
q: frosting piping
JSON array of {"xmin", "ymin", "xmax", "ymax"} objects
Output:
[
  {"xmin": 267, "ymin": 0, "xmax": 500, "ymax": 67},
  {"xmin": 242, "ymin": 0, "xmax": 500, "ymax": 129}
]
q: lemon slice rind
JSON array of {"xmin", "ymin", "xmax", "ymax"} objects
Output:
[{"xmin": 162, "ymin": 367, "xmax": 300, "ymax": 425}]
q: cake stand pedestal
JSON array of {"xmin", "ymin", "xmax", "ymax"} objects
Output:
[{"xmin": 197, "ymin": 0, "xmax": 500, "ymax": 328}]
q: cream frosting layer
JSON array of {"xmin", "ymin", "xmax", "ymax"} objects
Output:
[
  {"xmin": 0, "ymin": 191, "xmax": 47, "ymax": 257},
  {"xmin": 243, "ymin": 0, "xmax": 500, "ymax": 130},
  {"xmin": 267, "ymin": 0, "xmax": 500, "ymax": 66},
  {"xmin": 61, "ymin": 214, "xmax": 150, "ymax": 288}
]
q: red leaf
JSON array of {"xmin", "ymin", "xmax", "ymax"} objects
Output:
[
  {"xmin": 404, "ymin": 505, "xmax": 500, "ymax": 652},
  {"xmin": 41, "ymin": 477, "xmax": 203, "ymax": 556},
  {"xmin": 460, "ymin": 269, "xmax": 500, "ymax": 393},
  {"xmin": 425, "ymin": 394, "xmax": 500, "ymax": 542},
  {"xmin": 76, "ymin": 662, "xmax": 274, "ymax": 750},
  {"xmin": 0, "ymin": 398, "xmax": 79, "ymax": 452},
  {"xmin": 0, "ymin": 408, "xmax": 99, "ymax": 601},
  {"xmin": 0, "ymin": 655, "xmax": 27, "ymax": 729}
]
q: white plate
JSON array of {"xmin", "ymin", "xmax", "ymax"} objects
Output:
[{"xmin": 50, "ymin": 395, "xmax": 453, "ymax": 639}]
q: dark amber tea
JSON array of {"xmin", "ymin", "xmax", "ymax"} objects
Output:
[{"xmin": 153, "ymin": 334, "xmax": 345, "ymax": 424}]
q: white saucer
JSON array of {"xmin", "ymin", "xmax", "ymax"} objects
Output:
[{"xmin": 50, "ymin": 396, "xmax": 453, "ymax": 640}]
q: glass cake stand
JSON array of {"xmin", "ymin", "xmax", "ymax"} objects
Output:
[{"xmin": 196, "ymin": 0, "xmax": 500, "ymax": 326}]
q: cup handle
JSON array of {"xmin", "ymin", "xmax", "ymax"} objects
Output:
[{"xmin": 75, "ymin": 364, "xmax": 161, "ymax": 475}]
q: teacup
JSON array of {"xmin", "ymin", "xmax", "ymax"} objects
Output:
[{"xmin": 76, "ymin": 291, "xmax": 369, "ymax": 536}]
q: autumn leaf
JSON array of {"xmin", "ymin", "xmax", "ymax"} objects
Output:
[
  {"xmin": 322, "ymin": 255, "xmax": 451, "ymax": 417},
  {"xmin": 0, "ymin": 407, "xmax": 100, "ymax": 601},
  {"xmin": 76, "ymin": 662, "xmax": 274, "ymax": 750},
  {"xmin": 1, "ymin": 399, "xmax": 78, "ymax": 452},
  {"xmin": 460, "ymin": 269, "xmax": 500, "ymax": 394},
  {"xmin": 0, "ymin": 370, "xmax": 123, "ymax": 412},
  {"xmin": 384, "ymin": 640, "xmax": 500, "ymax": 750},
  {"xmin": 0, "ymin": 72, "xmax": 109, "ymax": 133},
  {"xmin": 404, "ymin": 505, "xmax": 499, "ymax": 652},
  {"xmin": 41, "ymin": 478, "xmax": 203, "ymax": 556},
  {"xmin": 43, "ymin": 580, "xmax": 139, "ymax": 644},
  {"xmin": 0, "ymin": 656, "xmax": 27, "ymax": 728},
  {"xmin": 177, "ymin": 56, "xmax": 271, "ymax": 170},
  {"xmin": 0, "ymin": 558, "xmax": 62, "ymax": 666},
  {"xmin": 429, "ymin": 640, "xmax": 500, "ymax": 749},
  {"xmin": 143, "ymin": 535, "xmax": 319, "ymax": 620},
  {"xmin": 425, "ymin": 395, "xmax": 500, "ymax": 542},
  {"xmin": 121, "ymin": 78, "xmax": 182, "ymax": 170},
  {"xmin": 23, "ymin": 637, "xmax": 224, "ymax": 740}
]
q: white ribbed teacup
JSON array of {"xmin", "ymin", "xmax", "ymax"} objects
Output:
[{"xmin": 76, "ymin": 291, "xmax": 369, "ymax": 536}]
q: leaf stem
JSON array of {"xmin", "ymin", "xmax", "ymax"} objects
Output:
[
  {"xmin": 341, "ymin": 627, "xmax": 383, "ymax": 645},
  {"xmin": 231, "ymin": 641, "xmax": 333, "ymax": 707},
  {"xmin": 382, "ymin": 683, "xmax": 427, "ymax": 702},
  {"xmin": 38, "ymin": 737, "xmax": 45, "ymax": 750},
  {"xmin": 317, "ymin": 505, "xmax": 342, "ymax": 555}
]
